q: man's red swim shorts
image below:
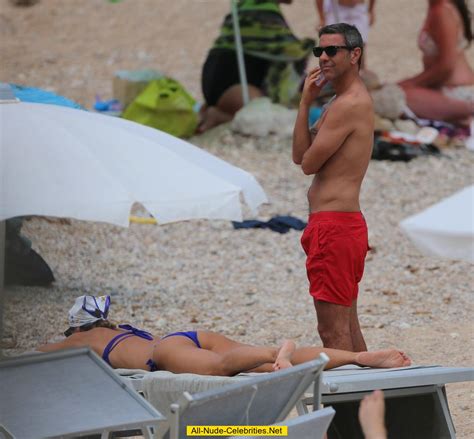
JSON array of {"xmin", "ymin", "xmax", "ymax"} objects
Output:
[{"xmin": 300, "ymin": 211, "xmax": 369, "ymax": 307}]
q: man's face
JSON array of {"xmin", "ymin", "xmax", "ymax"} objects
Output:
[{"xmin": 318, "ymin": 34, "xmax": 353, "ymax": 80}]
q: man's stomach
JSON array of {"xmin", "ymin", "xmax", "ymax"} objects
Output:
[{"xmin": 307, "ymin": 176, "xmax": 362, "ymax": 212}]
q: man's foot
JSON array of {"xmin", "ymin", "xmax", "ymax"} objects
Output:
[
  {"xmin": 358, "ymin": 390, "xmax": 387, "ymax": 439},
  {"xmin": 355, "ymin": 349, "xmax": 412, "ymax": 368},
  {"xmin": 273, "ymin": 340, "xmax": 296, "ymax": 371}
]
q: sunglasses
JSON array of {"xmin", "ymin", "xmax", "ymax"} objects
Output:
[{"xmin": 312, "ymin": 46, "xmax": 352, "ymax": 57}]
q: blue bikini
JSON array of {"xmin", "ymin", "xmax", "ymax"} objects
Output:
[
  {"xmin": 161, "ymin": 331, "xmax": 201, "ymax": 348},
  {"xmin": 102, "ymin": 326, "xmax": 201, "ymax": 371}
]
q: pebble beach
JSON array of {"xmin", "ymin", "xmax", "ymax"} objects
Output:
[{"xmin": 1, "ymin": 0, "xmax": 473, "ymax": 436}]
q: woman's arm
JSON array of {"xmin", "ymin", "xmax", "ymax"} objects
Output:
[
  {"xmin": 401, "ymin": 5, "xmax": 460, "ymax": 88},
  {"xmin": 37, "ymin": 332, "xmax": 92, "ymax": 352}
]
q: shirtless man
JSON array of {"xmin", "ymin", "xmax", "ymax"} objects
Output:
[{"xmin": 292, "ymin": 23, "xmax": 374, "ymax": 351}]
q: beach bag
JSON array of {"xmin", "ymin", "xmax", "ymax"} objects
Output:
[{"xmin": 122, "ymin": 78, "xmax": 198, "ymax": 138}]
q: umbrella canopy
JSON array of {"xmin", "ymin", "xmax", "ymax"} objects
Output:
[
  {"xmin": 1, "ymin": 101, "xmax": 267, "ymax": 225},
  {"xmin": 399, "ymin": 186, "xmax": 474, "ymax": 263}
]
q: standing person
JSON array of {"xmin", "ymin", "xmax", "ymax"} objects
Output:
[
  {"xmin": 315, "ymin": 0, "xmax": 376, "ymax": 68},
  {"xmin": 292, "ymin": 23, "xmax": 374, "ymax": 352},
  {"xmin": 398, "ymin": 0, "xmax": 473, "ymax": 125}
]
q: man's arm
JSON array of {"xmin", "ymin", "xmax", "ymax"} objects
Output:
[
  {"xmin": 292, "ymin": 67, "xmax": 327, "ymax": 164},
  {"xmin": 292, "ymin": 101, "xmax": 313, "ymax": 165},
  {"xmin": 315, "ymin": 0, "xmax": 325, "ymax": 25},
  {"xmin": 300, "ymin": 99, "xmax": 356, "ymax": 175},
  {"xmin": 368, "ymin": 0, "xmax": 376, "ymax": 25}
]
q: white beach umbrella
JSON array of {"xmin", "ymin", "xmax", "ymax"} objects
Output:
[
  {"xmin": 0, "ymin": 101, "xmax": 267, "ymax": 225},
  {"xmin": 0, "ymin": 99, "xmax": 268, "ymax": 355},
  {"xmin": 399, "ymin": 186, "xmax": 474, "ymax": 263}
]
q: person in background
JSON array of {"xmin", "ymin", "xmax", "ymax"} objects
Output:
[
  {"xmin": 198, "ymin": 0, "xmax": 314, "ymax": 132},
  {"xmin": 398, "ymin": 0, "xmax": 473, "ymax": 125},
  {"xmin": 315, "ymin": 0, "xmax": 376, "ymax": 69}
]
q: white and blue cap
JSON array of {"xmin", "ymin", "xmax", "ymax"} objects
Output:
[{"xmin": 68, "ymin": 295, "xmax": 111, "ymax": 327}]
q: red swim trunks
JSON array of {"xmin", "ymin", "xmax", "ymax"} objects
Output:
[{"xmin": 301, "ymin": 211, "xmax": 369, "ymax": 307}]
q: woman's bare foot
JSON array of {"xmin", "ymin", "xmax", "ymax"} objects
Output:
[
  {"xmin": 196, "ymin": 106, "xmax": 233, "ymax": 133},
  {"xmin": 355, "ymin": 349, "xmax": 412, "ymax": 368},
  {"xmin": 358, "ymin": 390, "xmax": 387, "ymax": 439},
  {"xmin": 273, "ymin": 340, "xmax": 296, "ymax": 371}
]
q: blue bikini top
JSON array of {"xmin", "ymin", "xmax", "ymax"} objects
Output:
[{"xmin": 102, "ymin": 324, "xmax": 157, "ymax": 371}]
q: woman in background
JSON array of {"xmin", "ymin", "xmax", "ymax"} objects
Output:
[{"xmin": 398, "ymin": 0, "xmax": 473, "ymax": 125}]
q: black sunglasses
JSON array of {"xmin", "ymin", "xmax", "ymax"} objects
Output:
[{"xmin": 312, "ymin": 45, "xmax": 352, "ymax": 57}]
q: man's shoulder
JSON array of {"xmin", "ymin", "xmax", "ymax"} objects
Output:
[{"xmin": 333, "ymin": 88, "xmax": 373, "ymax": 115}]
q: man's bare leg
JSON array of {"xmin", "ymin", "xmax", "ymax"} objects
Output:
[
  {"xmin": 314, "ymin": 299, "xmax": 354, "ymax": 351},
  {"xmin": 350, "ymin": 300, "xmax": 367, "ymax": 352}
]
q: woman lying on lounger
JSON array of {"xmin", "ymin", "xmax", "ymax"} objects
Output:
[{"xmin": 38, "ymin": 295, "xmax": 411, "ymax": 375}]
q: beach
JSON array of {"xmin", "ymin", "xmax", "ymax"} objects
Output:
[{"xmin": 1, "ymin": 0, "xmax": 473, "ymax": 436}]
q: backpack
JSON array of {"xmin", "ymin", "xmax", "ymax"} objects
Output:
[{"xmin": 122, "ymin": 78, "xmax": 198, "ymax": 138}]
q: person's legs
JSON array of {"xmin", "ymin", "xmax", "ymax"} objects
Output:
[
  {"xmin": 291, "ymin": 345, "xmax": 411, "ymax": 369},
  {"xmin": 197, "ymin": 84, "xmax": 264, "ymax": 133},
  {"xmin": 314, "ymin": 299, "xmax": 354, "ymax": 351},
  {"xmin": 350, "ymin": 300, "xmax": 367, "ymax": 352},
  {"xmin": 156, "ymin": 334, "xmax": 278, "ymax": 376},
  {"xmin": 401, "ymin": 85, "xmax": 473, "ymax": 123}
]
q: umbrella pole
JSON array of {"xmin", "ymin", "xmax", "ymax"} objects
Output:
[
  {"xmin": 0, "ymin": 220, "xmax": 5, "ymax": 359},
  {"xmin": 231, "ymin": 0, "xmax": 250, "ymax": 106}
]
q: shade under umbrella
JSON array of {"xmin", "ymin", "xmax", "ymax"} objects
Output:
[
  {"xmin": 1, "ymin": 101, "xmax": 267, "ymax": 225},
  {"xmin": 399, "ymin": 186, "xmax": 474, "ymax": 263}
]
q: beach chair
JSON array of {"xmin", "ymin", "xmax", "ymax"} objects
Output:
[
  {"xmin": 0, "ymin": 348, "xmax": 166, "ymax": 439},
  {"xmin": 164, "ymin": 354, "xmax": 328, "ymax": 439},
  {"xmin": 229, "ymin": 406, "xmax": 336, "ymax": 439},
  {"xmin": 296, "ymin": 364, "xmax": 474, "ymax": 439}
]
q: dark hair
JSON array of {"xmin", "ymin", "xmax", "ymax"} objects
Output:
[
  {"xmin": 64, "ymin": 319, "xmax": 116, "ymax": 337},
  {"xmin": 452, "ymin": 0, "xmax": 472, "ymax": 43},
  {"xmin": 319, "ymin": 23, "xmax": 364, "ymax": 67}
]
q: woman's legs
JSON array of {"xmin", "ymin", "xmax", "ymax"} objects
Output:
[
  {"xmin": 401, "ymin": 85, "xmax": 473, "ymax": 124},
  {"xmin": 291, "ymin": 347, "xmax": 411, "ymax": 369},
  {"xmin": 156, "ymin": 332, "xmax": 285, "ymax": 376},
  {"xmin": 198, "ymin": 84, "xmax": 264, "ymax": 133}
]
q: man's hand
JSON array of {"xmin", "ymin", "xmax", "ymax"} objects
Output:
[{"xmin": 301, "ymin": 67, "xmax": 328, "ymax": 106}]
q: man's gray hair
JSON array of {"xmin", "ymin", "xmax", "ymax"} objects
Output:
[{"xmin": 319, "ymin": 23, "xmax": 364, "ymax": 67}]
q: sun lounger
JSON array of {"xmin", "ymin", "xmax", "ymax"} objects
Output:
[
  {"xmin": 229, "ymin": 406, "xmax": 335, "ymax": 439},
  {"xmin": 167, "ymin": 355, "xmax": 328, "ymax": 439},
  {"xmin": 296, "ymin": 364, "xmax": 474, "ymax": 439},
  {"xmin": 0, "ymin": 348, "xmax": 166, "ymax": 439}
]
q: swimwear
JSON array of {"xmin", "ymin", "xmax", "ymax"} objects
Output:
[
  {"xmin": 301, "ymin": 211, "xmax": 369, "ymax": 307},
  {"xmin": 102, "ymin": 324, "xmax": 158, "ymax": 372},
  {"xmin": 161, "ymin": 331, "xmax": 202, "ymax": 348},
  {"xmin": 323, "ymin": 0, "xmax": 369, "ymax": 42}
]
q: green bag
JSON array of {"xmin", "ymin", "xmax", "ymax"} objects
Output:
[{"xmin": 122, "ymin": 78, "xmax": 198, "ymax": 138}]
